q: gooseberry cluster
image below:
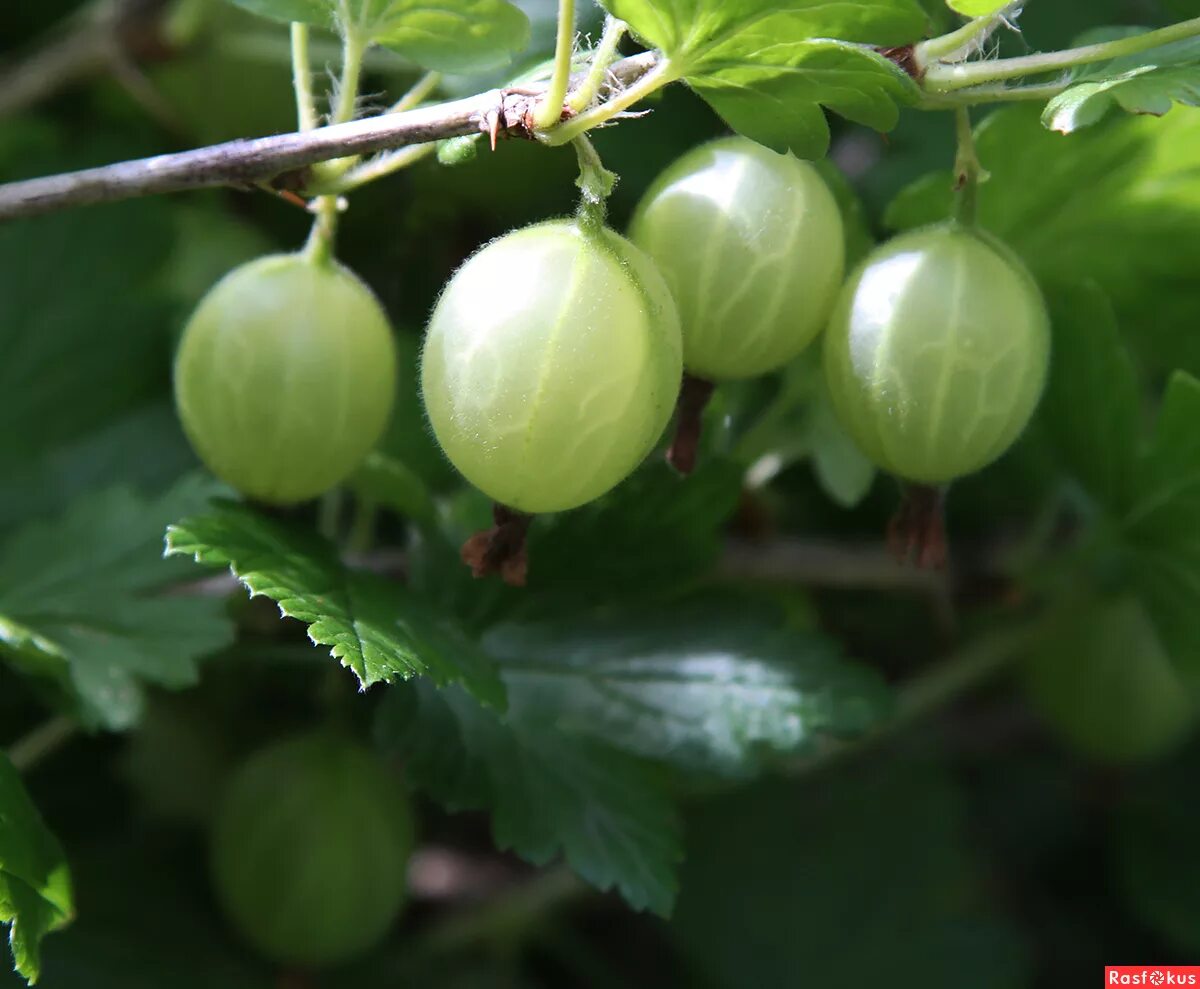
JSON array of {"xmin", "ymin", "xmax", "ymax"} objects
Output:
[{"xmin": 173, "ymin": 136, "xmax": 1050, "ymax": 562}]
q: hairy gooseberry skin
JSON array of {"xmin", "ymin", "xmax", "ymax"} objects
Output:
[
  {"xmin": 210, "ymin": 733, "xmax": 414, "ymax": 968},
  {"xmin": 421, "ymin": 220, "xmax": 682, "ymax": 514},
  {"xmin": 629, "ymin": 136, "xmax": 845, "ymax": 380},
  {"xmin": 823, "ymin": 223, "xmax": 1050, "ymax": 485},
  {"xmin": 1024, "ymin": 597, "xmax": 1195, "ymax": 764},
  {"xmin": 174, "ymin": 254, "xmax": 397, "ymax": 504}
]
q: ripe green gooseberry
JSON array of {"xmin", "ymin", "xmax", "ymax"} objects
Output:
[
  {"xmin": 174, "ymin": 253, "xmax": 397, "ymax": 504},
  {"xmin": 823, "ymin": 223, "xmax": 1050, "ymax": 485},
  {"xmin": 1024, "ymin": 597, "xmax": 1195, "ymax": 764},
  {"xmin": 210, "ymin": 733, "xmax": 414, "ymax": 968},
  {"xmin": 629, "ymin": 135, "xmax": 845, "ymax": 380},
  {"xmin": 421, "ymin": 219, "xmax": 682, "ymax": 514}
]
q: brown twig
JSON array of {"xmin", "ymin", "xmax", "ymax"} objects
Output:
[{"xmin": 0, "ymin": 51, "xmax": 659, "ymax": 221}]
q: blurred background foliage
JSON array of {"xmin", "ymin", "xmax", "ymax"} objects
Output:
[{"xmin": 4, "ymin": 0, "xmax": 1200, "ymax": 986}]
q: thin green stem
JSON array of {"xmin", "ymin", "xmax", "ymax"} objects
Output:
[
  {"xmin": 914, "ymin": 10, "xmax": 1008, "ymax": 67},
  {"xmin": 572, "ymin": 134, "xmax": 615, "ymax": 229},
  {"xmin": 318, "ymin": 488, "xmax": 343, "ymax": 540},
  {"xmin": 314, "ymin": 71, "xmax": 441, "ymax": 190},
  {"xmin": 542, "ymin": 57, "xmax": 678, "ymax": 146},
  {"xmin": 303, "ymin": 25, "xmax": 367, "ymax": 264},
  {"xmin": 290, "ymin": 22, "xmax": 318, "ymax": 131},
  {"xmin": 348, "ymin": 496, "xmax": 378, "ymax": 553},
  {"xmin": 789, "ymin": 623, "xmax": 1035, "ymax": 777},
  {"xmin": 315, "ymin": 142, "xmax": 436, "ymax": 194},
  {"xmin": 534, "ymin": 0, "xmax": 576, "ymax": 130},
  {"xmin": 923, "ymin": 15, "xmax": 1200, "ymax": 92},
  {"xmin": 8, "ymin": 715, "xmax": 77, "ymax": 773},
  {"xmin": 331, "ymin": 30, "xmax": 366, "ymax": 126},
  {"xmin": 918, "ymin": 79, "xmax": 1072, "ymax": 109},
  {"xmin": 388, "ymin": 70, "xmax": 442, "ymax": 114},
  {"xmin": 567, "ymin": 16, "xmax": 627, "ymax": 114},
  {"xmin": 952, "ymin": 106, "xmax": 985, "ymax": 227}
]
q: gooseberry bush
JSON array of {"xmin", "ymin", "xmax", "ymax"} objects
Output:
[{"xmin": 6, "ymin": 0, "xmax": 1200, "ymax": 984}]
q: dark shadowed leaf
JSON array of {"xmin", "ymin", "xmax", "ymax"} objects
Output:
[
  {"xmin": 1040, "ymin": 281, "xmax": 1141, "ymax": 511},
  {"xmin": 0, "ymin": 478, "xmax": 233, "ymax": 730},
  {"xmin": 671, "ymin": 758, "xmax": 1030, "ymax": 988},
  {"xmin": 377, "ymin": 681, "xmax": 681, "ymax": 915}
]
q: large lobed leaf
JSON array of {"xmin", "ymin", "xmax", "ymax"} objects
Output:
[
  {"xmin": 600, "ymin": 0, "xmax": 927, "ymax": 157},
  {"xmin": 483, "ymin": 603, "xmax": 890, "ymax": 777},
  {"xmin": 377, "ymin": 681, "xmax": 682, "ymax": 916},
  {"xmin": 0, "ymin": 203, "xmax": 174, "ymax": 470},
  {"xmin": 0, "ymin": 478, "xmax": 234, "ymax": 731},
  {"xmin": 165, "ymin": 501, "xmax": 505, "ymax": 707},
  {"xmin": 1043, "ymin": 28, "xmax": 1200, "ymax": 134},
  {"xmin": 376, "ymin": 596, "xmax": 891, "ymax": 915},
  {"xmin": 226, "ymin": 0, "xmax": 530, "ymax": 72},
  {"xmin": 0, "ymin": 755, "xmax": 73, "ymax": 985}
]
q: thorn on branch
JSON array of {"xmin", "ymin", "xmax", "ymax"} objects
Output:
[
  {"xmin": 667, "ymin": 373, "xmax": 715, "ymax": 476},
  {"xmin": 461, "ymin": 504, "xmax": 532, "ymax": 586},
  {"xmin": 272, "ymin": 188, "xmax": 310, "ymax": 210},
  {"xmin": 480, "ymin": 88, "xmax": 578, "ymax": 151}
]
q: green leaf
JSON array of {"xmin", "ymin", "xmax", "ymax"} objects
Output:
[
  {"xmin": 526, "ymin": 460, "xmax": 743, "ymax": 606},
  {"xmin": 1042, "ymin": 28, "xmax": 1200, "ymax": 134},
  {"xmin": 225, "ymin": 0, "xmax": 330, "ymax": 25},
  {"xmin": 481, "ymin": 601, "xmax": 891, "ymax": 777},
  {"xmin": 0, "ymin": 754, "xmax": 73, "ymax": 985},
  {"xmin": 0, "ymin": 827, "xmax": 262, "ymax": 989},
  {"xmin": 808, "ymin": 382, "xmax": 876, "ymax": 508},
  {"xmin": 884, "ymin": 104, "xmax": 1200, "ymax": 374},
  {"xmin": 1113, "ymin": 745, "xmax": 1200, "ymax": 953},
  {"xmin": 165, "ymin": 501, "xmax": 505, "ymax": 706},
  {"xmin": 0, "ymin": 204, "xmax": 174, "ymax": 467},
  {"xmin": 599, "ymin": 0, "xmax": 925, "ymax": 156},
  {"xmin": 1123, "ymin": 372, "xmax": 1200, "ymax": 686},
  {"xmin": 735, "ymin": 354, "xmax": 875, "ymax": 507},
  {"xmin": 0, "ymin": 404, "xmax": 197, "ymax": 536},
  {"xmin": 1022, "ymin": 595, "xmax": 1195, "ymax": 764},
  {"xmin": 353, "ymin": 0, "xmax": 530, "ymax": 72},
  {"xmin": 410, "ymin": 459, "xmax": 745, "ymax": 631},
  {"xmin": 814, "ymin": 158, "xmax": 876, "ymax": 269},
  {"xmin": 671, "ymin": 759, "xmax": 1030, "ymax": 989},
  {"xmin": 686, "ymin": 42, "xmax": 920, "ymax": 158},
  {"xmin": 227, "ymin": 0, "xmax": 531, "ymax": 72},
  {"xmin": 601, "ymin": 0, "xmax": 927, "ymax": 54},
  {"xmin": 377, "ymin": 681, "xmax": 681, "ymax": 915},
  {"xmin": 348, "ymin": 451, "xmax": 436, "ymax": 525},
  {"xmin": 1039, "ymin": 281, "xmax": 1140, "ymax": 510},
  {"xmin": 0, "ymin": 478, "xmax": 234, "ymax": 731},
  {"xmin": 946, "ymin": 0, "xmax": 1011, "ymax": 14}
]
